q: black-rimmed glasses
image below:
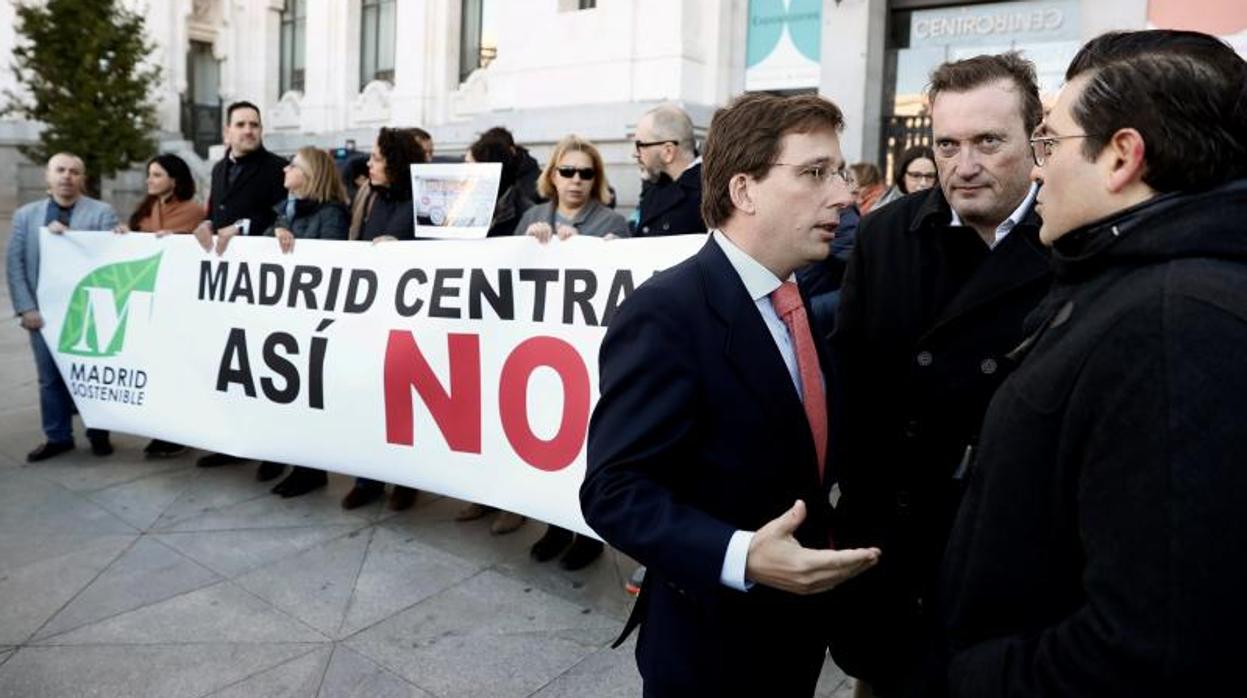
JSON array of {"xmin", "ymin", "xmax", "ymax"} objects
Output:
[{"xmin": 634, "ymin": 139, "xmax": 678, "ymax": 153}]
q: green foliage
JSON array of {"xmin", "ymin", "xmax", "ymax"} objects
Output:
[
  {"xmin": 58, "ymin": 252, "xmax": 162, "ymax": 357},
  {"xmin": 3, "ymin": 0, "xmax": 162, "ymax": 195}
]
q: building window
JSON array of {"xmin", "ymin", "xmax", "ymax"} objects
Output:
[
  {"xmin": 360, "ymin": 0, "xmax": 396, "ymax": 88},
  {"xmin": 579, "ymin": 0, "xmax": 596, "ymax": 8},
  {"xmin": 279, "ymin": 0, "xmax": 306, "ymax": 95},
  {"xmin": 459, "ymin": 0, "xmax": 498, "ymax": 83}
]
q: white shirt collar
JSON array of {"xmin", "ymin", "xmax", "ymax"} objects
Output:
[
  {"xmin": 712, "ymin": 230, "xmax": 785, "ymax": 302},
  {"xmin": 949, "ymin": 181, "xmax": 1040, "ymax": 247},
  {"xmin": 679, "ymin": 156, "xmax": 703, "ymax": 178}
]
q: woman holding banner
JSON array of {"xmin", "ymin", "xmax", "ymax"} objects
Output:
[
  {"xmin": 117, "ymin": 152, "xmax": 202, "ymax": 459},
  {"xmin": 258, "ymin": 146, "xmax": 350, "ymax": 497}
]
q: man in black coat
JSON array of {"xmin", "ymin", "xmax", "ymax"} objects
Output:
[
  {"xmin": 193, "ymin": 100, "xmax": 288, "ymax": 255},
  {"xmin": 939, "ymin": 30, "xmax": 1247, "ymax": 697},
  {"xmin": 632, "ymin": 104, "xmax": 706, "ymax": 236},
  {"xmin": 192, "ymin": 100, "xmax": 287, "ymax": 470},
  {"xmin": 828, "ymin": 53, "xmax": 1052, "ymax": 697},
  {"xmin": 583, "ymin": 93, "xmax": 879, "ymax": 696}
]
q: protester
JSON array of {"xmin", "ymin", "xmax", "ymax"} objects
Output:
[
  {"xmin": 6, "ymin": 153, "xmax": 119, "ymax": 461},
  {"xmin": 850, "ymin": 162, "xmax": 885, "ymax": 214},
  {"xmin": 465, "ymin": 128, "xmax": 534, "ymax": 237},
  {"xmin": 828, "ymin": 53, "xmax": 1052, "ymax": 698},
  {"xmin": 874, "ymin": 145, "xmax": 938, "ymax": 210},
  {"xmin": 632, "ymin": 104, "xmax": 706, "ymax": 236},
  {"xmin": 193, "ymin": 100, "xmax": 289, "ymax": 470},
  {"xmin": 118, "ymin": 152, "xmax": 200, "ymax": 459},
  {"xmin": 253, "ymin": 146, "xmax": 350, "ymax": 497},
  {"xmin": 515, "ymin": 134, "xmax": 629, "ymax": 241},
  {"xmin": 939, "ymin": 30, "xmax": 1247, "ymax": 697},
  {"xmin": 340, "ymin": 127, "xmax": 427, "ymax": 511},
  {"xmin": 349, "ymin": 126, "xmax": 425, "ymax": 242},
  {"xmin": 479, "ymin": 126, "xmax": 543, "ymax": 205},
  {"xmin": 582, "ymin": 93, "xmax": 879, "ymax": 695},
  {"xmin": 124, "ymin": 153, "xmax": 202, "ymax": 236}
]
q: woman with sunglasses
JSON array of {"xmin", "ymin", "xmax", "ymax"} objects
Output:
[
  {"xmin": 515, "ymin": 134, "xmax": 629, "ymax": 242},
  {"xmin": 876, "ymin": 145, "xmax": 938, "ymax": 210}
]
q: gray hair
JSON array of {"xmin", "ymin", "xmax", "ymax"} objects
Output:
[{"xmin": 644, "ymin": 105, "xmax": 696, "ymax": 156}]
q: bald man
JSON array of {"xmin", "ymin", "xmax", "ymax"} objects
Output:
[
  {"xmin": 632, "ymin": 104, "xmax": 706, "ymax": 236},
  {"xmin": 7, "ymin": 152, "xmax": 119, "ymax": 461}
]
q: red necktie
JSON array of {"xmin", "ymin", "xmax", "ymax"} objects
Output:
[{"xmin": 770, "ymin": 282, "xmax": 828, "ymax": 481}]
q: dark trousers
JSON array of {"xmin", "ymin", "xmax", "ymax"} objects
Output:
[{"xmin": 30, "ymin": 329, "xmax": 107, "ymax": 444}]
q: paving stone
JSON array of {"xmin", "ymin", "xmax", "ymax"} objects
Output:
[
  {"xmin": 234, "ymin": 528, "xmax": 373, "ymax": 637},
  {"xmin": 346, "ymin": 570, "xmax": 618, "ymax": 697},
  {"xmin": 148, "ymin": 465, "xmax": 271, "ymax": 530},
  {"xmin": 86, "ymin": 465, "xmax": 203, "ymax": 531},
  {"xmin": 0, "ymin": 648, "xmax": 13, "ymax": 671},
  {"xmin": 339, "ymin": 524, "xmax": 480, "ymax": 636},
  {"xmin": 28, "ymin": 453, "xmax": 188, "ymax": 494},
  {"xmin": 154, "ymin": 525, "xmax": 362, "ymax": 579},
  {"xmin": 0, "ymin": 643, "xmax": 319, "ymax": 698},
  {"xmin": 205, "ymin": 645, "xmax": 332, "ymax": 698},
  {"xmin": 0, "ymin": 534, "xmax": 135, "ymax": 644},
  {"xmin": 381, "ymin": 496, "xmax": 536, "ymax": 569},
  {"xmin": 0, "ymin": 470, "xmax": 137, "ymax": 540},
  {"xmin": 317, "ymin": 645, "xmax": 432, "ymax": 698},
  {"xmin": 34, "ymin": 537, "xmax": 222, "ymax": 640},
  {"xmin": 38, "ymin": 580, "xmax": 327, "ymax": 645},
  {"xmin": 492, "ymin": 532, "xmax": 638, "ymax": 624},
  {"xmin": 160, "ymin": 486, "xmax": 369, "ymax": 532},
  {"xmin": 529, "ymin": 634, "xmax": 641, "ymax": 697}
]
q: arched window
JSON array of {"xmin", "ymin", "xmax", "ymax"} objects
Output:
[{"xmin": 360, "ymin": 0, "xmax": 396, "ymax": 88}]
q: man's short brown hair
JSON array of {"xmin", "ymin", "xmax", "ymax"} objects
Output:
[
  {"xmin": 701, "ymin": 93, "xmax": 844, "ymax": 228},
  {"xmin": 927, "ymin": 52, "xmax": 1043, "ymax": 135}
]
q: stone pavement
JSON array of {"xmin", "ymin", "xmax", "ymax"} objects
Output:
[{"xmin": 0, "ymin": 229, "xmax": 854, "ymax": 697}]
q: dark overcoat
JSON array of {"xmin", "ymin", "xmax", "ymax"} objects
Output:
[
  {"xmin": 207, "ymin": 146, "xmax": 288, "ymax": 234},
  {"xmin": 828, "ymin": 186, "xmax": 1052, "ymax": 693},
  {"xmin": 635, "ymin": 162, "xmax": 706, "ymax": 237},
  {"xmin": 938, "ymin": 179, "xmax": 1247, "ymax": 697}
]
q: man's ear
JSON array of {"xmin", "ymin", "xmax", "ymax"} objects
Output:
[
  {"xmin": 728, "ymin": 173, "xmax": 755, "ymax": 215},
  {"xmin": 1104, "ymin": 128, "xmax": 1147, "ymax": 194}
]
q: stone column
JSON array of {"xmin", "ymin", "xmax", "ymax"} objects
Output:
[{"xmin": 818, "ymin": 0, "xmax": 887, "ymax": 164}]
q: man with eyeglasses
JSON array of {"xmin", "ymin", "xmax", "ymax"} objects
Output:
[
  {"xmin": 828, "ymin": 52, "xmax": 1053, "ymax": 698},
  {"xmin": 583, "ymin": 92, "xmax": 878, "ymax": 696},
  {"xmin": 936, "ymin": 30, "xmax": 1247, "ymax": 696},
  {"xmin": 632, "ymin": 104, "xmax": 707, "ymax": 236}
]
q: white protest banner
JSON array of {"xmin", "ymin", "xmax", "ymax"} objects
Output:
[
  {"xmin": 36, "ymin": 230, "xmax": 706, "ymax": 537},
  {"xmin": 411, "ymin": 162, "xmax": 502, "ymax": 239}
]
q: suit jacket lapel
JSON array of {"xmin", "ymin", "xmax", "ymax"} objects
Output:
[{"xmin": 695, "ymin": 240, "xmax": 820, "ymax": 477}]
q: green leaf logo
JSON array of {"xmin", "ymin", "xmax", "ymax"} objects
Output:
[{"xmin": 58, "ymin": 252, "xmax": 163, "ymax": 357}]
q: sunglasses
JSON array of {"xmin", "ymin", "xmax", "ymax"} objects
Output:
[{"xmin": 556, "ymin": 166, "xmax": 596, "ymax": 180}]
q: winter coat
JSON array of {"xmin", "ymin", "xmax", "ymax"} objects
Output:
[
  {"xmin": 938, "ymin": 179, "xmax": 1247, "ymax": 697},
  {"xmin": 262, "ymin": 199, "xmax": 349, "ymax": 240}
]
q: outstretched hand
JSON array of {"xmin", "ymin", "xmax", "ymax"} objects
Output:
[{"xmin": 745, "ymin": 500, "xmax": 880, "ymax": 595}]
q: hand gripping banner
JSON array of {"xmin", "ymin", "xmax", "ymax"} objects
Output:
[{"xmin": 37, "ymin": 230, "xmax": 705, "ymax": 537}]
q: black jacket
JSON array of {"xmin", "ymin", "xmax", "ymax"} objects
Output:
[
  {"xmin": 359, "ymin": 185, "xmax": 415, "ymax": 241},
  {"xmin": 828, "ymin": 186, "xmax": 1052, "ymax": 693},
  {"xmin": 208, "ymin": 146, "xmax": 288, "ymax": 233},
  {"xmin": 262, "ymin": 199, "xmax": 349, "ymax": 240},
  {"xmin": 938, "ymin": 179, "xmax": 1247, "ymax": 697},
  {"xmin": 635, "ymin": 162, "xmax": 705, "ymax": 237}
]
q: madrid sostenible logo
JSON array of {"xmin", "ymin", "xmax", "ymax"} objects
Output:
[{"xmin": 58, "ymin": 253, "xmax": 162, "ymax": 357}]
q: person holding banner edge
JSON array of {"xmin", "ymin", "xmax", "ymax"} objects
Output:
[
  {"xmin": 6, "ymin": 152, "xmax": 119, "ymax": 461},
  {"xmin": 581, "ymin": 93, "xmax": 880, "ymax": 695}
]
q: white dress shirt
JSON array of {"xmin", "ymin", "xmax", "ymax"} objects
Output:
[
  {"xmin": 710, "ymin": 230, "xmax": 810, "ymax": 591},
  {"xmin": 949, "ymin": 182, "xmax": 1039, "ymax": 248}
]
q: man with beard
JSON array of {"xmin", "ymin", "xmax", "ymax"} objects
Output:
[{"xmin": 632, "ymin": 104, "xmax": 705, "ymax": 236}]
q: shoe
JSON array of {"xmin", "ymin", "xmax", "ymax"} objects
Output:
[
  {"xmin": 490, "ymin": 511, "xmax": 527, "ymax": 535},
  {"xmin": 455, "ymin": 502, "xmax": 494, "ymax": 521},
  {"xmin": 89, "ymin": 435, "xmax": 113, "ymax": 457},
  {"xmin": 530, "ymin": 526, "xmax": 574, "ymax": 562},
  {"xmin": 625, "ymin": 565, "xmax": 646, "ymax": 596},
  {"xmin": 197, "ymin": 453, "xmax": 247, "ymax": 468},
  {"xmin": 559, "ymin": 536, "xmax": 605, "ymax": 571},
  {"xmin": 341, "ymin": 483, "xmax": 385, "ymax": 510},
  {"xmin": 256, "ymin": 461, "xmax": 285, "ymax": 482},
  {"xmin": 388, "ymin": 486, "xmax": 418, "ymax": 511},
  {"xmin": 273, "ymin": 467, "xmax": 327, "ymax": 498},
  {"xmin": 143, "ymin": 439, "xmax": 187, "ymax": 458},
  {"xmin": 26, "ymin": 441, "xmax": 74, "ymax": 462}
]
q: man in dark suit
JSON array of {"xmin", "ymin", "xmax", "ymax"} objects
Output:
[
  {"xmin": 192, "ymin": 100, "xmax": 287, "ymax": 256},
  {"xmin": 582, "ymin": 93, "xmax": 880, "ymax": 697},
  {"xmin": 632, "ymin": 104, "xmax": 706, "ymax": 236},
  {"xmin": 827, "ymin": 53, "xmax": 1052, "ymax": 697},
  {"xmin": 192, "ymin": 100, "xmax": 286, "ymax": 470}
]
